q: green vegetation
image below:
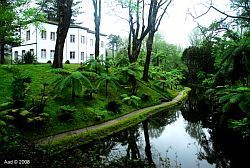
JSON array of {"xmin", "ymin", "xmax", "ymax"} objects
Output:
[
  {"xmin": 182, "ymin": 0, "xmax": 250, "ymax": 138},
  {"xmin": 39, "ymin": 88, "xmax": 190, "ymax": 154},
  {"xmin": 0, "ymin": 63, "xmax": 180, "ymax": 140}
]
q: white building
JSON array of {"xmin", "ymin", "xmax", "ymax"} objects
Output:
[{"xmin": 12, "ymin": 21, "xmax": 107, "ymax": 63}]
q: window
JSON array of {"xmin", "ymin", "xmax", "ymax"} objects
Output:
[
  {"xmin": 81, "ymin": 36, "xmax": 85, "ymax": 44},
  {"xmin": 50, "ymin": 32, "xmax": 55, "ymax": 41},
  {"xmin": 70, "ymin": 35, "xmax": 75, "ymax": 43},
  {"xmin": 101, "ymin": 41, "xmax": 104, "ymax": 48},
  {"xmin": 90, "ymin": 39, "xmax": 93, "ymax": 46},
  {"xmin": 50, "ymin": 50, "xmax": 55, "ymax": 59},
  {"xmin": 70, "ymin": 51, "xmax": 75, "ymax": 59},
  {"xmin": 80, "ymin": 52, "xmax": 84, "ymax": 61},
  {"xmin": 14, "ymin": 51, "xmax": 18, "ymax": 59},
  {"xmin": 30, "ymin": 49, "xmax": 34, "ymax": 55},
  {"xmin": 41, "ymin": 30, "xmax": 46, "ymax": 39},
  {"xmin": 26, "ymin": 30, "xmax": 30, "ymax": 41},
  {"xmin": 41, "ymin": 49, "xmax": 46, "ymax": 58},
  {"xmin": 90, "ymin": 54, "xmax": 94, "ymax": 60}
]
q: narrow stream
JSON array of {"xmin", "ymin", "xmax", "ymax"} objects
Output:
[
  {"xmin": 47, "ymin": 91, "xmax": 249, "ymax": 168},
  {"xmin": 104, "ymin": 110, "xmax": 215, "ymax": 168}
]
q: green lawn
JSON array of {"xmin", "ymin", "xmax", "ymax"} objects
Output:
[{"xmin": 0, "ymin": 63, "xmax": 179, "ymax": 139}]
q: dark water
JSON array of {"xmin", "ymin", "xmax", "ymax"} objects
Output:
[
  {"xmin": 105, "ymin": 110, "xmax": 215, "ymax": 168},
  {"xmin": 45, "ymin": 90, "xmax": 249, "ymax": 168}
]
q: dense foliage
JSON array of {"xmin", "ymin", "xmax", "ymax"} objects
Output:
[{"xmin": 182, "ymin": 0, "xmax": 250, "ymax": 138}]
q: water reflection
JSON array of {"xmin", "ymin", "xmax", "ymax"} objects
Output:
[
  {"xmin": 181, "ymin": 88, "xmax": 249, "ymax": 168},
  {"xmin": 44, "ymin": 90, "xmax": 249, "ymax": 168},
  {"xmin": 58, "ymin": 109, "xmax": 216, "ymax": 168}
]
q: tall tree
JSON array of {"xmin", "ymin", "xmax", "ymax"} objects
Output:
[
  {"xmin": 37, "ymin": 0, "xmax": 82, "ymax": 23},
  {"xmin": 92, "ymin": 0, "xmax": 101, "ymax": 60},
  {"xmin": 107, "ymin": 34, "xmax": 122, "ymax": 58},
  {"xmin": 126, "ymin": 0, "xmax": 150, "ymax": 63},
  {"xmin": 0, "ymin": 0, "xmax": 44, "ymax": 64},
  {"xmin": 52, "ymin": 0, "xmax": 73, "ymax": 68},
  {"xmin": 0, "ymin": 0, "xmax": 15, "ymax": 64},
  {"xmin": 36, "ymin": 0, "xmax": 58, "ymax": 22},
  {"xmin": 142, "ymin": 0, "xmax": 172, "ymax": 81}
]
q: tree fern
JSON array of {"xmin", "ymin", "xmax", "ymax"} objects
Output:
[{"xmin": 53, "ymin": 71, "xmax": 93, "ymax": 102}]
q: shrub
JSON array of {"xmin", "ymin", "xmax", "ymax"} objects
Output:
[
  {"xmin": 141, "ymin": 93, "xmax": 150, "ymax": 102},
  {"xmin": 57, "ymin": 105, "xmax": 76, "ymax": 122},
  {"xmin": 12, "ymin": 73, "xmax": 32, "ymax": 108},
  {"xmin": 121, "ymin": 94, "xmax": 141, "ymax": 107},
  {"xmin": 23, "ymin": 51, "xmax": 35, "ymax": 64},
  {"xmin": 95, "ymin": 114, "xmax": 105, "ymax": 121},
  {"xmin": 47, "ymin": 60, "xmax": 52, "ymax": 64},
  {"xmin": 65, "ymin": 60, "xmax": 70, "ymax": 64},
  {"xmin": 106, "ymin": 101, "xmax": 122, "ymax": 114},
  {"xmin": 84, "ymin": 88, "xmax": 97, "ymax": 99}
]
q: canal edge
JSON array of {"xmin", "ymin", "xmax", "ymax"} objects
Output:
[{"xmin": 37, "ymin": 87, "xmax": 191, "ymax": 153}]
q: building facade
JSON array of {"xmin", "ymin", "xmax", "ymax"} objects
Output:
[{"xmin": 12, "ymin": 21, "xmax": 107, "ymax": 63}]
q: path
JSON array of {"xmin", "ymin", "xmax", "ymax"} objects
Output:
[{"xmin": 37, "ymin": 89, "xmax": 187, "ymax": 145}]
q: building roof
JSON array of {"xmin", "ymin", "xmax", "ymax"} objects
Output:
[{"xmin": 45, "ymin": 20, "xmax": 107, "ymax": 36}]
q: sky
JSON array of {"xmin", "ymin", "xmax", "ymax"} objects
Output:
[{"xmin": 77, "ymin": 0, "xmax": 230, "ymax": 47}]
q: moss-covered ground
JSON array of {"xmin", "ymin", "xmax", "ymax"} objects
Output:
[{"xmin": 0, "ymin": 64, "xmax": 179, "ymax": 139}]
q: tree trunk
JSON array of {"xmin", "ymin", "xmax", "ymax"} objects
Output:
[
  {"xmin": 105, "ymin": 80, "xmax": 108, "ymax": 98},
  {"xmin": 52, "ymin": 0, "xmax": 73, "ymax": 68},
  {"xmin": 128, "ymin": 39, "xmax": 142, "ymax": 63},
  {"xmin": 142, "ymin": 31, "xmax": 155, "ymax": 81},
  {"xmin": 93, "ymin": 0, "xmax": 101, "ymax": 60},
  {"xmin": 127, "ymin": 129, "xmax": 140, "ymax": 159},
  {"xmin": 143, "ymin": 121, "xmax": 155, "ymax": 166},
  {"xmin": 0, "ymin": 42, "xmax": 4, "ymax": 64},
  {"xmin": 129, "ymin": 74, "xmax": 137, "ymax": 95}
]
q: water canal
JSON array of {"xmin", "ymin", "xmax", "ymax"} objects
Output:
[{"xmin": 46, "ymin": 90, "xmax": 249, "ymax": 168}]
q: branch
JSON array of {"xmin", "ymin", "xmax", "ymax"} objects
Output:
[
  {"xmin": 191, "ymin": 1, "xmax": 250, "ymax": 21},
  {"xmin": 156, "ymin": 0, "xmax": 172, "ymax": 31}
]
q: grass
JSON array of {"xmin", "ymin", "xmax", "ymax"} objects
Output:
[
  {"xmin": 39, "ymin": 87, "xmax": 191, "ymax": 154},
  {"xmin": 0, "ymin": 63, "xmax": 180, "ymax": 139}
]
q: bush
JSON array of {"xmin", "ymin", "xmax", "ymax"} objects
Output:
[
  {"xmin": 121, "ymin": 94, "xmax": 141, "ymax": 107},
  {"xmin": 106, "ymin": 101, "xmax": 121, "ymax": 114},
  {"xmin": 84, "ymin": 88, "xmax": 97, "ymax": 99},
  {"xmin": 57, "ymin": 105, "xmax": 76, "ymax": 122},
  {"xmin": 23, "ymin": 51, "xmax": 35, "ymax": 64},
  {"xmin": 141, "ymin": 93, "xmax": 150, "ymax": 102},
  {"xmin": 65, "ymin": 60, "xmax": 70, "ymax": 64},
  {"xmin": 12, "ymin": 73, "xmax": 32, "ymax": 108},
  {"xmin": 47, "ymin": 60, "xmax": 52, "ymax": 64}
]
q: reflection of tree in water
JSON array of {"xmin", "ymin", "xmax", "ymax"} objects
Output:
[
  {"xmin": 183, "ymin": 88, "xmax": 249, "ymax": 168},
  {"xmin": 148, "ymin": 109, "xmax": 178, "ymax": 138},
  {"xmin": 181, "ymin": 88, "xmax": 211, "ymax": 126},
  {"xmin": 185, "ymin": 121, "xmax": 205, "ymax": 141},
  {"xmin": 185, "ymin": 120, "xmax": 231, "ymax": 167},
  {"xmin": 143, "ymin": 120, "xmax": 155, "ymax": 167},
  {"xmin": 102, "ymin": 125, "xmax": 158, "ymax": 168},
  {"xmin": 126, "ymin": 127, "xmax": 141, "ymax": 159}
]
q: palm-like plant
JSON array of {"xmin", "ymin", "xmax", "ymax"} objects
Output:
[
  {"xmin": 116, "ymin": 63, "xmax": 142, "ymax": 94},
  {"xmin": 0, "ymin": 109, "xmax": 14, "ymax": 128},
  {"xmin": 121, "ymin": 94, "xmax": 141, "ymax": 107},
  {"xmin": 96, "ymin": 73, "xmax": 120, "ymax": 97},
  {"xmin": 85, "ymin": 58, "xmax": 105, "ymax": 74},
  {"xmin": 148, "ymin": 66, "xmax": 162, "ymax": 80},
  {"xmin": 54, "ymin": 71, "xmax": 93, "ymax": 102},
  {"xmin": 154, "ymin": 78, "xmax": 171, "ymax": 91}
]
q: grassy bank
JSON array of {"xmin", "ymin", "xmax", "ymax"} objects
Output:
[
  {"xmin": 39, "ymin": 87, "xmax": 190, "ymax": 154},
  {"xmin": 0, "ymin": 64, "xmax": 179, "ymax": 139}
]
